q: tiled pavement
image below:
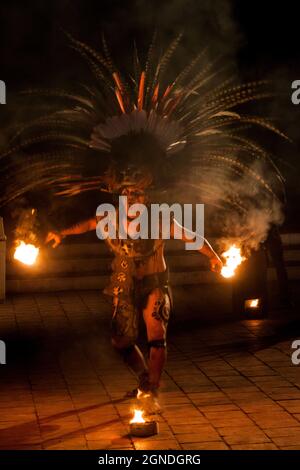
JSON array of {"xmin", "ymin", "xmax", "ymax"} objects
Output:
[{"xmin": 0, "ymin": 290, "xmax": 300, "ymax": 450}]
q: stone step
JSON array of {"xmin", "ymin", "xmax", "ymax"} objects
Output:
[
  {"xmin": 5, "ymin": 270, "xmax": 226, "ymax": 294},
  {"xmin": 7, "ymin": 248, "xmax": 300, "ymax": 279},
  {"xmin": 5, "ymin": 233, "xmax": 300, "ymax": 293},
  {"xmin": 7, "ymin": 253, "xmax": 210, "ymax": 278},
  {"xmin": 6, "ymin": 266, "xmax": 300, "ymax": 293}
]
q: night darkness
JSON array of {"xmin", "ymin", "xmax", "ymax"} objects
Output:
[
  {"xmin": 1, "ymin": 3, "xmax": 300, "ymax": 458},
  {"xmin": 1, "ymin": 0, "xmax": 300, "ymax": 229}
]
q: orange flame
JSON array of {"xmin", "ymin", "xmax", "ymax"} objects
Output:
[
  {"xmin": 249, "ymin": 299, "xmax": 259, "ymax": 308},
  {"xmin": 130, "ymin": 409, "xmax": 145, "ymax": 424},
  {"xmin": 221, "ymin": 244, "xmax": 245, "ymax": 278},
  {"xmin": 14, "ymin": 241, "xmax": 39, "ymax": 266}
]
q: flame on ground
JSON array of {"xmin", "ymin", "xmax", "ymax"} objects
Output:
[
  {"xmin": 14, "ymin": 241, "xmax": 39, "ymax": 266},
  {"xmin": 221, "ymin": 244, "xmax": 245, "ymax": 278},
  {"xmin": 130, "ymin": 409, "xmax": 145, "ymax": 424},
  {"xmin": 249, "ymin": 299, "xmax": 259, "ymax": 308}
]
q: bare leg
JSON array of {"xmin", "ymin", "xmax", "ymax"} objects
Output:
[
  {"xmin": 111, "ymin": 296, "xmax": 148, "ymax": 386},
  {"xmin": 111, "ymin": 336, "xmax": 148, "ymax": 378},
  {"xmin": 143, "ymin": 288, "xmax": 170, "ymax": 391}
]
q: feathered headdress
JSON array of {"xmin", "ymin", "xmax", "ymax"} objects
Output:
[{"xmin": 0, "ymin": 31, "xmax": 287, "ymax": 217}]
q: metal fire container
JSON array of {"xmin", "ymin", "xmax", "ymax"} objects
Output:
[
  {"xmin": 232, "ymin": 245, "xmax": 268, "ymax": 318},
  {"xmin": 130, "ymin": 420, "xmax": 159, "ymax": 437}
]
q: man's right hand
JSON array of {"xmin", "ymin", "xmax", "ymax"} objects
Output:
[{"xmin": 45, "ymin": 231, "xmax": 63, "ymax": 248}]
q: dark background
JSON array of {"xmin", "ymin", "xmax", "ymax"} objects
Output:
[{"xmin": 0, "ymin": 0, "xmax": 299, "ymax": 231}]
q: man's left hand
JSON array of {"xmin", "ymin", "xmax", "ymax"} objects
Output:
[{"xmin": 209, "ymin": 255, "xmax": 223, "ymax": 273}]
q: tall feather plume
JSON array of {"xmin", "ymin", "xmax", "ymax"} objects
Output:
[{"xmin": 0, "ymin": 31, "xmax": 286, "ymax": 225}]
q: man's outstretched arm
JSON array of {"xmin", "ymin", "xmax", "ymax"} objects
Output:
[
  {"xmin": 46, "ymin": 218, "xmax": 96, "ymax": 248},
  {"xmin": 170, "ymin": 219, "xmax": 223, "ymax": 273}
]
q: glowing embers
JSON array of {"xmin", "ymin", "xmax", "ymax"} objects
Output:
[
  {"xmin": 245, "ymin": 297, "xmax": 261, "ymax": 312},
  {"xmin": 14, "ymin": 241, "xmax": 39, "ymax": 266},
  {"xmin": 129, "ymin": 408, "xmax": 158, "ymax": 437},
  {"xmin": 130, "ymin": 409, "xmax": 145, "ymax": 424},
  {"xmin": 221, "ymin": 244, "xmax": 245, "ymax": 278},
  {"xmin": 246, "ymin": 298, "xmax": 260, "ymax": 309},
  {"xmin": 244, "ymin": 297, "xmax": 266, "ymax": 318}
]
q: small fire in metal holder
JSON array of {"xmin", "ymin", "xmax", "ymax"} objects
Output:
[
  {"xmin": 14, "ymin": 240, "xmax": 39, "ymax": 266},
  {"xmin": 129, "ymin": 409, "xmax": 158, "ymax": 437},
  {"xmin": 244, "ymin": 298, "xmax": 262, "ymax": 316}
]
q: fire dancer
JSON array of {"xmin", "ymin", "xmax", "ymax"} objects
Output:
[
  {"xmin": 46, "ymin": 182, "xmax": 222, "ymax": 413},
  {"xmin": 1, "ymin": 32, "xmax": 286, "ymax": 411}
]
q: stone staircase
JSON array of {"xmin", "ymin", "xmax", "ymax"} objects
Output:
[{"xmin": 5, "ymin": 233, "xmax": 300, "ymax": 294}]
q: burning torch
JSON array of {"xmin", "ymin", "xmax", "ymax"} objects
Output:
[
  {"xmin": 13, "ymin": 208, "xmax": 40, "ymax": 266},
  {"xmin": 221, "ymin": 244, "xmax": 245, "ymax": 279}
]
